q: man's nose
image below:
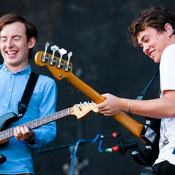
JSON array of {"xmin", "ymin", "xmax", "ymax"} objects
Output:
[
  {"xmin": 7, "ymin": 39, "xmax": 14, "ymax": 48},
  {"xmin": 143, "ymin": 45, "xmax": 149, "ymax": 55}
]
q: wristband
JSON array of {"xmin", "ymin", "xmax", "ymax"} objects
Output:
[{"xmin": 126, "ymin": 98, "xmax": 131, "ymax": 113}]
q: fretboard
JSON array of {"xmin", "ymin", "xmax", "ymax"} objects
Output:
[{"xmin": 0, "ymin": 108, "xmax": 70, "ymax": 142}]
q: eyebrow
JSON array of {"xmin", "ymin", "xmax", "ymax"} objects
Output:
[
  {"xmin": 138, "ymin": 34, "xmax": 148, "ymax": 45},
  {"xmin": 139, "ymin": 35, "xmax": 145, "ymax": 43},
  {"xmin": 0, "ymin": 36, "xmax": 7, "ymax": 41},
  {"xmin": 0, "ymin": 35, "xmax": 22, "ymax": 39}
]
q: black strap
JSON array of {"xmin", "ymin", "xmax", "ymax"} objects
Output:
[
  {"xmin": 136, "ymin": 69, "xmax": 159, "ymax": 100},
  {"xmin": 18, "ymin": 72, "xmax": 39, "ymax": 118}
]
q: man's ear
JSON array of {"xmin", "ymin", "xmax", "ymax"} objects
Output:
[
  {"xmin": 28, "ymin": 37, "xmax": 36, "ymax": 49},
  {"xmin": 164, "ymin": 23, "xmax": 173, "ymax": 35}
]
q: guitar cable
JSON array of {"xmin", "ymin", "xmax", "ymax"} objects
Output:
[
  {"xmin": 70, "ymin": 133, "xmax": 102, "ymax": 175},
  {"xmin": 70, "ymin": 132, "xmax": 137, "ymax": 175}
]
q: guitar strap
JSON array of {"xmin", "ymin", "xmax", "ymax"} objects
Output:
[
  {"xmin": 137, "ymin": 68, "xmax": 160, "ymax": 133},
  {"xmin": 18, "ymin": 72, "xmax": 39, "ymax": 118},
  {"xmin": 132, "ymin": 68, "xmax": 161, "ymax": 166},
  {"xmin": 136, "ymin": 69, "xmax": 159, "ymax": 100}
]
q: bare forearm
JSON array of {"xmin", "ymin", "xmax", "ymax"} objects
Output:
[
  {"xmin": 128, "ymin": 97, "xmax": 175, "ymax": 119},
  {"xmin": 97, "ymin": 91, "xmax": 175, "ymax": 119}
]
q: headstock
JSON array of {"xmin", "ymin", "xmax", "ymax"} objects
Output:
[
  {"xmin": 70, "ymin": 102, "xmax": 99, "ymax": 119},
  {"xmin": 34, "ymin": 43, "xmax": 73, "ymax": 80}
]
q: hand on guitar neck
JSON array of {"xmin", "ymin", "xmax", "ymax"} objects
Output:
[
  {"xmin": 14, "ymin": 126, "xmax": 35, "ymax": 145},
  {"xmin": 95, "ymin": 93, "xmax": 128, "ymax": 116}
]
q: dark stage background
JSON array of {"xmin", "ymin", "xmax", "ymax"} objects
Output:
[{"xmin": 0, "ymin": 0, "xmax": 174, "ymax": 175}]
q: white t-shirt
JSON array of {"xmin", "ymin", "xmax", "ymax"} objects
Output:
[{"xmin": 154, "ymin": 43, "xmax": 175, "ymax": 165}]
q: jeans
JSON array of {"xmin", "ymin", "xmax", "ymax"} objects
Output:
[{"xmin": 151, "ymin": 161, "xmax": 175, "ymax": 175}]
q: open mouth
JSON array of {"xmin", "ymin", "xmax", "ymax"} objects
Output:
[
  {"xmin": 6, "ymin": 51, "xmax": 18, "ymax": 56},
  {"xmin": 149, "ymin": 50, "xmax": 154, "ymax": 58}
]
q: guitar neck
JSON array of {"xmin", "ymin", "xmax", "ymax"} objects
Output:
[
  {"xmin": 34, "ymin": 50, "xmax": 145, "ymax": 142},
  {"xmin": 66, "ymin": 74, "xmax": 145, "ymax": 142},
  {"xmin": 0, "ymin": 108, "xmax": 70, "ymax": 143}
]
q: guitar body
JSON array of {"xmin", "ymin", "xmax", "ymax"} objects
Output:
[
  {"xmin": 0, "ymin": 112, "xmax": 18, "ymax": 165},
  {"xmin": 132, "ymin": 118, "xmax": 160, "ymax": 166},
  {"xmin": 0, "ymin": 112, "xmax": 18, "ymax": 132}
]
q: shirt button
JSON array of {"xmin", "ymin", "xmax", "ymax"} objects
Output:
[{"xmin": 4, "ymin": 103, "xmax": 8, "ymax": 106}]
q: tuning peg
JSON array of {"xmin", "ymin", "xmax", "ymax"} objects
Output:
[
  {"xmin": 64, "ymin": 51, "xmax": 73, "ymax": 72},
  {"xmin": 45, "ymin": 42, "xmax": 49, "ymax": 48},
  {"xmin": 87, "ymin": 101, "xmax": 91, "ymax": 105},
  {"xmin": 83, "ymin": 101, "xmax": 88, "ymax": 106},
  {"xmin": 67, "ymin": 51, "xmax": 72, "ymax": 64},
  {"xmin": 78, "ymin": 102, "xmax": 83, "ymax": 111},
  {"xmin": 51, "ymin": 45, "xmax": 59, "ymax": 51},
  {"xmin": 67, "ymin": 51, "xmax": 72, "ymax": 66},
  {"xmin": 49, "ymin": 45, "xmax": 59, "ymax": 65},
  {"xmin": 44, "ymin": 42, "xmax": 49, "ymax": 54},
  {"xmin": 56, "ymin": 48, "xmax": 67, "ymax": 68},
  {"xmin": 51, "ymin": 45, "xmax": 59, "ymax": 56},
  {"xmin": 58, "ymin": 48, "xmax": 67, "ymax": 59},
  {"xmin": 42, "ymin": 42, "xmax": 49, "ymax": 62}
]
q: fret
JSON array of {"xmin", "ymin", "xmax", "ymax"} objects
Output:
[
  {"xmin": 2, "ymin": 131, "xmax": 5, "ymax": 140},
  {"xmin": 27, "ymin": 122, "xmax": 32, "ymax": 129},
  {"xmin": 56, "ymin": 111, "xmax": 60, "ymax": 118},
  {"xmin": 5, "ymin": 130, "xmax": 9, "ymax": 139},
  {"xmin": 60, "ymin": 109, "xmax": 64, "ymax": 118},
  {"xmin": 39, "ymin": 117, "xmax": 42, "ymax": 126},
  {"xmin": 0, "ymin": 131, "xmax": 4, "ymax": 141},
  {"xmin": 51, "ymin": 114, "xmax": 55, "ymax": 121},
  {"xmin": 33, "ymin": 120, "xmax": 37, "ymax": 128},
  {"xmin": 61, "ymin": 110, "xmax": 64, "ymax": 118},
  {"xmin": 46, "ymin": 115, "xmax": 49, "ymax": 122},
  {"xmin": 67, "ymin": 108, "xmax": 69, "ymax": 115},
  {"xmin": 50, "ymin": 114, "xmax": 53, "ymax": 122},
  {"xmin": 30, "ymin": 121, "xmax": 33, "ymax": 129},
  {"xmin": 26, "ymin": 122, "xmax": 30, "ymax": 129},
  {"xmin": 24, "ymin": 123, "xmax": 28, "ymax": 127},
  {"xmin": 36, "ymin": 118, "xmax": 38, "ymax": 128},
  {"xmin": 42, "ymin": 116, "xmax": 46, "ymax": 125},
  {"xmin": 47, "ymin": 115, "xmax": 50, "ymax": 123},
  {"xmin": 45, "ymin": 115, "xmax": 47, "ymax": 124},
  {"xmin": 31, "ymin": 120, "xmax": 34, "ymax": 128},
  {"xmin": 9, "ymin": 128, "xmax": 13, "ymax": 138}
]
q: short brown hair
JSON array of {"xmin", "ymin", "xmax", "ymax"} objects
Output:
[
  {"xmin": 0, "ymin": 13, "xmax": 38, "ymax": 42},
  {"xmin": 128, "ymin": 6, "xmax": 175, "ymax": 47},
  {"xmin": 0, "ymin": 13, "xmax": 38, "ymax": 58}
]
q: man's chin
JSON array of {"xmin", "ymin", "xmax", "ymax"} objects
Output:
[
  {"xmin": 5, "ymin": 61, "xmax": 19, "ymax": 67},
  {"xmin": 153, "ymin": 58, "xmax": 160, "ymax": 63}
]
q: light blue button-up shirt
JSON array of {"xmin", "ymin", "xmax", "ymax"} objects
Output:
[{"xmin": 0, "ymin": 64, "xmax": 57, "ymax": 174}]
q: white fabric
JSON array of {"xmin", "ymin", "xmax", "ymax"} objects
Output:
[{"xmin": 154, "ymin": 43, "xmax": 175, "ymax": 165}]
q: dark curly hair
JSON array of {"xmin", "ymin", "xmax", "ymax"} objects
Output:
[{"xmin": 128, "ymin": 6, "xmax": 175, "ymax": 47}]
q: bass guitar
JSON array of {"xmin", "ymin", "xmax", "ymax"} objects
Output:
[
  {"xmin": 34, "ymin": 44, "xmax": 156, "ymax": 145},
  {"xmin": 0, "ymin": 102, "xmax": 98, "ymax": 165}
]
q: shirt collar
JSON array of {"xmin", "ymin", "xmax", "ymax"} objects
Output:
[{"xmin": 1, "ymin": 63, "xmax": 31, "ymax": 75}]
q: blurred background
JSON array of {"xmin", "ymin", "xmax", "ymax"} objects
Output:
[{"xmin": 0, "ymin": 0, "xmax": 174, "ymax": 174}]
